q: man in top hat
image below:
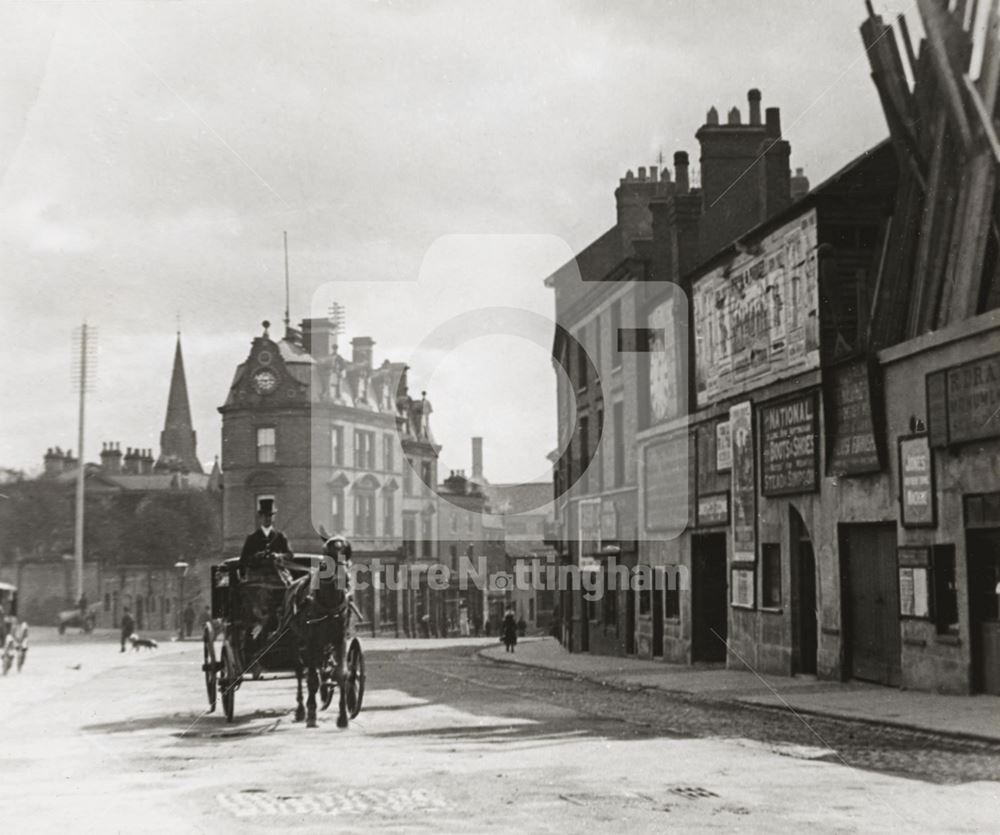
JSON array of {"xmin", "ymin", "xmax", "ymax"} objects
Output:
[{"xmin": 240, "ymin": 498, "xmax": 292, "ymax": 569}]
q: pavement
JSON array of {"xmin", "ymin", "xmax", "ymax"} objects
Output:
[{"xmin": 480, "ymin": 637, "xmax": 1000, "ymax": 743}]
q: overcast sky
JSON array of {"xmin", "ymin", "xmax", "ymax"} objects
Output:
[{"xmin": 0, "ymin": 0, "xmax": 924, "ymax": 481}]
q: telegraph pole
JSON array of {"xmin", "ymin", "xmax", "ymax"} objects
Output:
[{"xmin": 72, "ymin": 323, "xmax": 97, "ymax": 604}]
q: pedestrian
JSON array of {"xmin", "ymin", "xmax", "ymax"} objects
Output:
[
  {"xmin": 517, "ymin": 614, "xmax": 527, "ymax": 637},
  {"xmin": 183, "ymin": 603, "xmax": 195, "ymax": 639},
  {"xmin": 120, "ymin": 606, "xmax": 135, "ymax": 653},
  {"xmin": 501, "ymin": 608, "xmax": 518, "ymax": 653}
]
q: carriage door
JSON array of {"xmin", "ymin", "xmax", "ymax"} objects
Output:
[{"xmin": 840, "ymin": 523, "xmax": 901, "ymax": 686}]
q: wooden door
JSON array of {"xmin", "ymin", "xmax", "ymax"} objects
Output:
[
  {"xmin": 841, "ymin": 523, "xmax": 901, "ymax": 686},
  {"xmin": 692, "ymin": 533, "xmax": 728, "ymax": 662}
]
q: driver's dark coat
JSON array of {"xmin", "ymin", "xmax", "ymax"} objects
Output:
[{"xmin": 239, "ymin": 527, "xmax": 292, "ymax": 568}]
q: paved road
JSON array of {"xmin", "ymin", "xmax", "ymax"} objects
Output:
[{"xmin": 1, "ymin": 638, "xmax": 997, "ymax": 833}]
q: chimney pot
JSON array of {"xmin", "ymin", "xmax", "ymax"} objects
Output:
[
  {"xmin": 650, "ymin": 165, "xmax": 658, "ymax": 182},
  {"xmin": 638, "ymin": 166, "xmax": 647, "ymax": 181},
  {"xmin": 748, "ymin": 88, "xmax": 762, "ymax": 125},
  {"xmin": 727, "ymin": 107, "xmax": 741, "ymax": 125},
  {"xmin": 706, "ymin": 106, "xmax": 719, "ymax": 125}
]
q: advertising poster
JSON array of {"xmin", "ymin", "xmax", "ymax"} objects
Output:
[
  {"xmin": 760, "ymin": 392, "xmax": 819, "ymax": 495},
  {"xmin": 730, "ymin": 401, "xmax": 756, "ymax": 562},
  {"xmin": 693, "ymin": 209, "xmax": 820, "ymax": 408}
]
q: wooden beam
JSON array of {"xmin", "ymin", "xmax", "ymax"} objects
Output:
[
  {"xmin": 917, "ymin": 0, "xmax": 976, "ymax": 150},
  {"xmin": 978, "ymin": 0, "xmax": 1000, "ymax": 114},
  {"xmin": 963, "ymin": 73, "xmax": 1000, "ymax": 161}
]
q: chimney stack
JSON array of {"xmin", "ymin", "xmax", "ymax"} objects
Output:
[
  {"xmin": 727, "ymin": 107, "xmax": 741, "ymax": 125},
  {"xmin": 674, "ymin": 151, "xmax": 690, "ymax": 195},
  {"xmin": 765, "ymin": 106, "xmax": 781, "ymax": 137},
  {"xmin": 790, "ymin": 167, "xmax": 810, "ymax": 201},
  {"xmin": 351, "ymin": 336, "xmax": 374, "ymax": 369},
  {"xmin": 471, "ymin": 437, "xmax": 484, "ymax": 480},
  {"xmin": 748, "ymin": 88, "xmax": 762, "ymax": 125},
  {"xmin": 44, "ymin": 447, "xmax": 63, "ymax": 477},
  {"xmin": 301, "ymin": 317, "xmax": 336, "ymax": 358},
  {"xmin": 100, "ymin": 442, "xmax": 123, "ymax": 475}
]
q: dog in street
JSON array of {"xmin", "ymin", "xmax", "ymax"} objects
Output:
[{"xmin": 129, "ymin": 634, "xmax": 158, "ymax": 651}]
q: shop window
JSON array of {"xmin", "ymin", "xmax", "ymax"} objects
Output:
[
  {"xmin": 639, "ymin": 584, "xmax": 652, "ymax": 616},
  {"xmin": 256, "ymin": 426, "xmax": 276, "ymax": 464},
  {"xmin": 664, "ymin": 566, "xmax": 680, "ymax": 619},
  {"xmin": 933, "ymin": 544, "xmax": 959, "ymax": 635},
  {"xmin": 761, "ymin": 543, "xmax": 782, "ymax": 608}
]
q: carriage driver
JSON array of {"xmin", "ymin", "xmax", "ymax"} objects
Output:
[{"xmin": 240, "ymin": 499, "xmax": 292, "ymax": 569}]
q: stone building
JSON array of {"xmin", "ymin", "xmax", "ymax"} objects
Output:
[{"xmin": 218, "ymin": 317, "xmax": 437, "ymax": 636}]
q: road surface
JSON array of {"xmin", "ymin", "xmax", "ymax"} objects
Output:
[{"xmin": 1, "ymin": 634, "xmax": 997, "ymax": 833}]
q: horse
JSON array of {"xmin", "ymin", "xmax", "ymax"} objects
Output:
[{"xmin": 287, "ymin": 535, "xmax": 354, "ymax": 729}]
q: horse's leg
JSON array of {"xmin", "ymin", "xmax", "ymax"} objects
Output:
[
  {"xmin": 294, "ymin": 654, "xmax": 305, "ymax": 722},
  {"xmin": 306, "ymin": 659, "xmax": 319, "ymax": 728},
  {"xmin": 335, "ymin": 633, "xmax": 348, "ymax": 729}
]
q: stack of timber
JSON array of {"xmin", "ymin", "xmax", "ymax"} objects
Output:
[{"xmin": 862, "ymin": 0, "xmax": 1000, "ymax": 350}]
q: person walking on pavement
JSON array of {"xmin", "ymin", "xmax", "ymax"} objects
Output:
[
  {"xmin": 120, "ymin": 606, "xmax": 135, "ymax": 653},
  {"xmin": 183, "ymin": 603, "xmax": 195, "ymax": 639},
  {"xmin": 501, "ymin": 608, "xmax": 518, "ymax": 653}
]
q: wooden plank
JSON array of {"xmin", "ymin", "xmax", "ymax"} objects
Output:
[
  {"xmin": 917, "ymin": 0, "xmax": 976, "ymax": 150},
  {"xmin": 980, "ymin": 0, "xmax": 1000, "ymax": 112},
  {"xmin": 943, "ymin": 150, "xmax": 997, "ymax": 323}
]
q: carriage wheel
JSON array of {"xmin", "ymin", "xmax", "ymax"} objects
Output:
[
  {"xmin": 1, "ymin": 636, "xmax": 13, "ymax": 676},
  {"xmin": 202, "ymin": 625, "xmax": 217, "ymax": 712},
  {"xmin": 319, "ymin": 644, "xmax": 336, "ymax": 711},
  {"xmin": 220, "ymin": 644, "xmax": 238, "ymax": 723},
  {"xmin": 345, "ymin": 638, "xmax": 365, "ymax": 718}
]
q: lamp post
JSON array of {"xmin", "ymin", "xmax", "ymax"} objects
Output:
[{"xmin": 174, "ymin": 561, "xmax": 189, "ymax": 640}]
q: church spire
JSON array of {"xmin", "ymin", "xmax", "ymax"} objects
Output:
[{"xmin": 156, "ymin": 332, "xmax": 202, "ymax": 474}]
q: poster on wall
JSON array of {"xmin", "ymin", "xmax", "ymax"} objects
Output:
[
  {"xmin": 731, "ymin": 567, "xmax": 755, "ymax": 608},
  {"xmin": 827, "ymin": 358, "xmax": 883, "ymax": 475},
  {"xmin": 692, "ymin": 209, "xmax": 820, "ymax": 408},
  {"xmin": 647, "ymin": 297, "xmax": 680, "ymax": 424},
  {"xmin": 898, "ymin": 435, "xmax": 936, "ymax": 527},
  {"xmin": 760, "ymin": 392, "xmax": 819, "ymax": 496},
  {"xmin": 643, "ymin": 433, "xmax": 689, "ymax": 536},
  {"xmin": 730, "ymin": 401, "xmax": 756, "ymax": 562},
  {"xmin": 898, "ymin": 546, "xmax": 931, "ymax": 618},
  {"xmin": 716, "ymin": 420, "xmax": 732, "ymax": 471}
]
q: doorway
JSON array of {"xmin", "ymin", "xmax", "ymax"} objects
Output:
[
  {"xmin": 791, "ymin": 508, "xmax": 818, "ymax": 675},
  {"xmin": 691, "ymin": 533, "xmax": 728, "ymax": 662},
  {"xmin": 840, "ymin": 523, "xmax": 901, "ymax": 686},
  {"xmin": 967, "ymin": 531, "xmax": 1000, "ymax": 695},
  {"xmin": 652, "ymin": 568, "xmax": 664, "ymax": 657},
  {"xmin": 626, "ymin": 585, "xmax": 636, "ymax": 654}
]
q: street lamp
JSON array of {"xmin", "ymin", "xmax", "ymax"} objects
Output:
[{"xmin": 174, "ymin": 561, "xmax": 189, "ymax": 640}]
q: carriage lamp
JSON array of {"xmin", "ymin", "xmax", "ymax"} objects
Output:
[{"xmin": 175, "ymin": 561, "xmax": 189, "ymax": 641}]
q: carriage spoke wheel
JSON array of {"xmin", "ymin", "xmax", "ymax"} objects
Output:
[
  {"xmin": 202, "ymin": 625, "xmax": 217, "ymax": 712},
  {"xmin": 320, "ymin": 645, "xmax": 335, "ymax": 711},
  {"xmin": 345, "ymin": 638, "xmax": 365, "ymax": 719},
  {"xmin": 220, "ymin": 644, "xmax": 238, "ymax": 723},
  {"xmin": 1, "ymin": 637, "xmax": 13, "ymax": 676}
]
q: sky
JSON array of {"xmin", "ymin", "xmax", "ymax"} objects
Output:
[{"xmin": 0, "ymin": 0, "xmax": 929, "ymax": 482}]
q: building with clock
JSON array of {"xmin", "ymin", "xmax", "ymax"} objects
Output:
[{"xmin": 218, "ymin": 318, "xmax": 439, "ymax": 636}]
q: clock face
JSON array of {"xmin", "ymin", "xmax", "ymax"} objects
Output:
[{"xmin": 252, "ymin": 368, "xmax": 278, "ymax": 395}]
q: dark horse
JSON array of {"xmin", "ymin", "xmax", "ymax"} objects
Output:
[{"xmin": 287, "ymin": 535, "xmax": 353, "ymax": 729}]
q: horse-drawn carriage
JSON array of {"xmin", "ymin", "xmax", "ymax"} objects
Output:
[
  {"xmin": 203, "ymin": 547, "xmax": 365, "ymax": 728},
  {"xmin": 0, "ymin": 582, "xmax": 28, "ymax": 675}
]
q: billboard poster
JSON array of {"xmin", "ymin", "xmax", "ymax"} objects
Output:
[
  {"xmin": 760, "ymin": 392, "xmax": 819, "ymax": 495},
  {"xmin": 693, "ymin": 209, "xmax": 820, "ymax": 408},
  {"xmin": 647, "ymin": 296, "xmax": 679, "ymax": 423},
  {"xmin": 730, "ymin": 401, "xmax": 755, "ymax": 562}
]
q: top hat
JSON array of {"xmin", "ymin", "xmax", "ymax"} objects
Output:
[{"xmin": 257, "ymin": 498, "xmax": 276, "ymax": 515}]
